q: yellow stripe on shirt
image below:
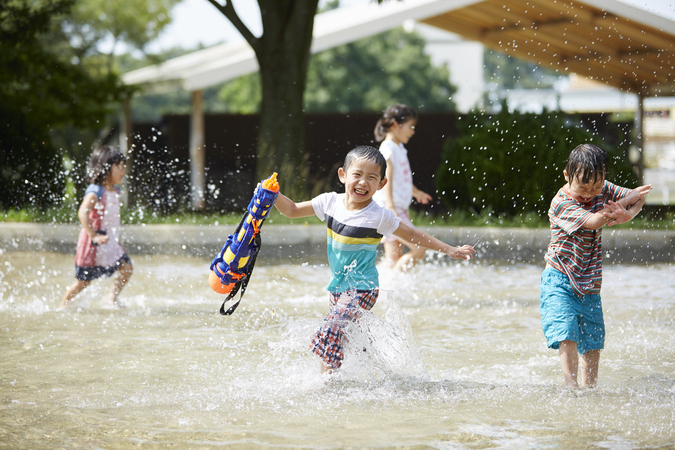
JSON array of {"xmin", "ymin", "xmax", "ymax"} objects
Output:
[{"xmin": 327, "ymin": 228, "xmax": 382, "ymax": 246}]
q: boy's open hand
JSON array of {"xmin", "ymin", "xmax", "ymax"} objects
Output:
[
  {"xmin": 448, "ymin": 244, "xmax": 476, "ymax": 260},
  {"xmin": 413, "ymin": 190, "xmax": 433, "ymax": 205},
  {"xmin": 602, "ymin": 201, "xmax": 632, "ymax": 226}
]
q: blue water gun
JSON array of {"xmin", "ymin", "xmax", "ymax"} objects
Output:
[{"xmin": 209, "ymin": 173, "xmax": 279, "ymax": 315}]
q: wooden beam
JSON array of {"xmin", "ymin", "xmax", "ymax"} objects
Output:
[
  {"xmin": 483, "ymin": 20, "xmax": 620, "ymax": 60},
  {"xmin": 593, "ymin": 16, "xmax": 675, "ymax": 51}
]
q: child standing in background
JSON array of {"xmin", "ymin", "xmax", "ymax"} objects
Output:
[
  {"xmin": 61, "ymin": 146, "xmax": 133, "ymax": 308},
  {"xmin": 540, "ymin": 143, "xmax": 651, "ymax": 388},
  {"xmin": 373, "ymin": 104, "xmax": 433, "ymax": 271},
  {"xmin": 274, "ymin": 145, "xmax": 475, "ymax": 373}
]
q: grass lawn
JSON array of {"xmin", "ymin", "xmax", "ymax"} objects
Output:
[{"xmin": 1, "ymin": 204, "xmax": 672, "ymax": 230}]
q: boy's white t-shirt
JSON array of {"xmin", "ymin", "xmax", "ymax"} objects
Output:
[
  {"xmin": 372, "ymin": 139, "xmax": 413, "ymax": 212},
  {"xmin": 312, "ymin": 192, "xmax": 400, "ymax": 292}
]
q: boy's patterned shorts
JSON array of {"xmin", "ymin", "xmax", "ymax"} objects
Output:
[{"xmin": 310, "ymin": 289, "xmax": 379, "ymax": 369}]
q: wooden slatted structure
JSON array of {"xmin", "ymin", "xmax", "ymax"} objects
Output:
[{"xmin": 421, "ymin": 0, "xmax": 675, "ymax": 96}]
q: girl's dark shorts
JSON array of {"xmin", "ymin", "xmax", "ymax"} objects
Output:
[{"xmin": 75, "ymin": 254, "xmax": 131, "ymax": 282}]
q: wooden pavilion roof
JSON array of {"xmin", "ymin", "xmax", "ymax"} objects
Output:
[{"xmin": 420, "ymin": 0, "xmax": 675, "ymax": 96}]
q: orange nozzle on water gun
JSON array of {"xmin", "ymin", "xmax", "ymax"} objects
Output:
[{"xmin": 261, "ymin": 172, "xmax": 279, "ymax": 193}]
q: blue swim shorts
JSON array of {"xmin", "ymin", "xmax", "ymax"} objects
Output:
[{"xmin": 539, "ymin": 267, "xmax": 604, "ymax": 354}]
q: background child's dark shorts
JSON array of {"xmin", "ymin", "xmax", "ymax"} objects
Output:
[{"xmin": 75, "ymin": 254, "xmax": 131, "ymax": 282}]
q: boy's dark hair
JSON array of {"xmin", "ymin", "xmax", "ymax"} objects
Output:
[
  {"xmin": 343, "ymin": 145, "xmax": 387, "ymax": 180},
  {"xmin": 86, "ymin": 145, "xmax": 126, "ymax": 185},
  {"xmin": 565, "ymin": 144, "xmax": 608, "ymax": 184},
  {"xmin": 374, "ymin": 103, "xmax": 417, "ymax": 142}
]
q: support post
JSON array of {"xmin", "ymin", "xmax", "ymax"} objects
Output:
[
  {"xmin": 635, "ymin": 93, "xmax": 645, "ymax": 185},
  {"xmin": 120, "ymin": 97, "xmax": 133, "ymax": 206},
  {"xmin": 190, "ymin": 89, "xmax": 206, "ymax": 210}
]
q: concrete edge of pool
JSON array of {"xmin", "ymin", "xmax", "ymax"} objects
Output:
[{"xmin": 0, "ymin": 223, "xmax": 673, "ymax": 264}]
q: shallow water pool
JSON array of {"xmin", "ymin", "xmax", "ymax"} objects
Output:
[{"xmin": 1, "ymin": 251, "xmax": 673, "ymax": 448}]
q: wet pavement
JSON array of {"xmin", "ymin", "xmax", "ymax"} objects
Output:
[{"xmin": 0, "ymin": 223, "xmax": 672, "ymax": 264}]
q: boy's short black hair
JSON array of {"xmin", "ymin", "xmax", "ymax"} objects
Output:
[
  {"xmin": 343, "ymin": 145, "xmax": 387, "ymax": 180},
  {"xmin": 565, "ymin": 144, "xmax": 608, "ymax": 184}
]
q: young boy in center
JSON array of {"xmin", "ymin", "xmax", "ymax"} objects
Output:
[
  {"xmin": 540, "ymin": 143, "xmax": 651, "ymax": 388},
  {"xmin": 274, "ymin": 145, "xmax": 476, "ymax": 373}
]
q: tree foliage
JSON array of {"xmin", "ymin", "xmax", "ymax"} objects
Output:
[
  {"xmin": 218, "ymin": 27, "xmax": 457, "ymax": 114},
  {"xmin": 435, "ymin": 105, "xmax": 637, "ymax": 216},
  {"xmin": 0, "ymin": 0, "xmax": 126, "ymax": 208},
  {"xmin": 0, "ymin": 0, "xmax": 181, "ymax": 208},
  {"xmin": 484, "ymin": 49, "xmax": 564, "ymax": 90},
  {"xmin": 305, "ymin": 27, "xmax": 456, "ymax": 113},
  {"xmin": 72, "ymin": 0, "xmax": 177, "ymax": 49}
]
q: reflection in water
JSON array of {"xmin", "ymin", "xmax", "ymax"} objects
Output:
[{"xmin": 0, "ymin": 251, "xmax": 673, "ymax": 448}]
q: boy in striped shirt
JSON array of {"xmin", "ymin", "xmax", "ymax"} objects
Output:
[
  {"xmin": 274, "ymin": 145, "xmax": 476, "ymax": 373},
  {"xmin": 540, "ymin": 144, "xmax": 651, "ymax": 388}
]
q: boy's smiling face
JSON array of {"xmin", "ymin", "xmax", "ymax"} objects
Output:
[
  {"xmin": 338, "ymin": 157, "xmax": 387, "ymax": 210},
  {"xmin": 564, "ymin": 169, "xmax": 604, "ymax": 204}
]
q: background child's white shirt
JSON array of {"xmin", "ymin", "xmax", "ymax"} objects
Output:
[
  {"xmin": 95, "ymin": 189, "xmax": 125, "ymax": 267},
  {"xmin": 372, "ymin": 139, "xmax": 413, "ymax": 212}
]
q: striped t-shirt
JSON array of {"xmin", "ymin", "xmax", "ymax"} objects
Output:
[
  {"xmin": 544, "ymin": 180, "xmax": 631, "ymax": 296},
  {"xmin": 312, "ymin": 192, "xmax": 401, "ymax": 292}
]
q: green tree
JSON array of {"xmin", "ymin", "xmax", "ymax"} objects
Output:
[
  {"xmin": 218, "ymin": 27, "xmax": 456, "ymax": 114},
  {"xmin": 484, "ymin": 49, "xmax": 565, "ymax": 90},
  {"xmin": 207, "ymin": 0, "xmax": 320, "ymax": 198},
  {"xmin": 54, "ymin": 0, "xmax": 182, "ymax": 156},
  {"xmin": 68, "ymin": 0, "xmax": 181, "ymax": 71},
  {"xmin": 435, "ymin": 105, "xmax": 637, "ymax": 217},
  {"xmin": 305, "ymin": 27, "xmax": 455, "ymax": 113},
  {"xmin": 0, "ymin": 0, "xmax": 125, "ymax": 208},
  {"xmin": 1, "ymin": 0, "xmax": 181, "ymax": 209}
]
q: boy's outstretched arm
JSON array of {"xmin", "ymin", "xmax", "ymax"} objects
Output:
[
  {"xmin": 584, "ymin": 185, "xmax": 652, "ymax": 229},
  {"xmin": 274, "ymin": 193, "xmax": 316, "ymax": 218},
  {"xmin": 393, "ymin": 223, "xmax": 476, "ymax": 260}
]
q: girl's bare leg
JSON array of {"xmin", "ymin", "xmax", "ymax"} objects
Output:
[
  {"xmin": 61, "ymin": 280, "xmax": 90, "ymax": 307},
  {"xmin": 385, "ymin": 239, "xmax": 426, "ymax": 271},
  {"xmin": 393, "ymin": 243, "xmax": 426, "ymax": 271},
  {"xmin": 383, "ymin": 240, "xmax": 403, "ymax": 266},
  {"xmin": 559, "ymin": 340, "xmax": 580, "ymax": 388},
  {"xmin": 105, "ymin": 261, "xmax": 133, "ymax": 306},
  {"xmin": 579, "ymin": 349, "xmax": 601, "ymax": 387}
]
